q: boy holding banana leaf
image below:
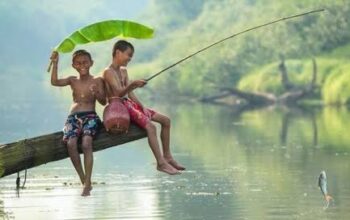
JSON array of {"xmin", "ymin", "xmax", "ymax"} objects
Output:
[
  {"xmin": 50, "ymin": 50, "xmax": 106, "ymax": 196},
  {"xmin": 103, "ymin": 40, "xmax": 185, "ymax": 175}
]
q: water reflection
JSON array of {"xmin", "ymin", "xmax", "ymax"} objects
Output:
[
  {"xmin": 0, "ymin": 199, "xmax": 4, "ymax": 219},
  {"xmin": 279, "ymin": 107, "xmax": 319, "ymax": 146},
  {"xmin": 1, "ymin": 99, "xmax": 350, "ymax": 219},
  {"xmin": 169, "ymin": 103, "xmax": 350, "ymax": 219}
]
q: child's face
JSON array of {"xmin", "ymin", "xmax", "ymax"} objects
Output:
[
  {"xmin": 72, "ymin": 55, "xmax": 93, "ymax": 76},
  {"xmin": 115, "ymin": 47, "xmax": 134, "ymax": 66}
]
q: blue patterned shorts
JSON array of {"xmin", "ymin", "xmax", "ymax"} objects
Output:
[{"xmin": 63, "ymin": 111, "xmax": 101, "ymax": 142}]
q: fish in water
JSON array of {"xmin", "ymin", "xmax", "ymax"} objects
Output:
[{"xmin": 318, "ymin": 170, "xmax": 333, "ymax": 204}]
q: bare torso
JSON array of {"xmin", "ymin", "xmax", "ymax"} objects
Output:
[
  {"xmin": 104, "ymin": 66, "xmax": 128, "ymax": 100},
  {"xmin": 69, "ymin": 76, "xmax": 99, "ymax": 113}
]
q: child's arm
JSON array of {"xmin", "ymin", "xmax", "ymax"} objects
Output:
[
  {"xmin": 50, "ymin": 51, "xmax": 75, "ymax": 87},
  {"xmin": 103, "ymin": 68, "xmax": 145, "ymax": 97},
  {"xmin": 126, "ymin": 72, "xmax": 146, "ymax": 109},
  {"xmin": 91, "ymin": 77, "xmax": 107, "ymax": 105}
]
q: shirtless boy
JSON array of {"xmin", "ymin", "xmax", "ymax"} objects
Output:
[
  {"xmin": 103, "ymin": 40, "xmax": 185, "ymax": 175},
  {"xmin": 50, "ymin": 50, "xmax": 106, "ymax": 196}
]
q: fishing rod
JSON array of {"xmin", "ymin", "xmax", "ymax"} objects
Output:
[{"xmin": 145, "ymin": 9, "xmax": 325, "ymax": 82}]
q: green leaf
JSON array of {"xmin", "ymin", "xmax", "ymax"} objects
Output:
[{"xmin": 55, "ymin": 20, "xmax": 154, "ymax": 53}]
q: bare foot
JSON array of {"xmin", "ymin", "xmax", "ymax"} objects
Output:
[
  {"xmin": 166, "ymin": 159, "xmax": 185, "ymax": 170},
  {"xmin": 81, "ymin": 185, "xmax": 92, "ymax": 197},
  {"xmin": 157, "ymin": 162, "xmax": 180, "ymax": 175},
  {"xmin": 325, "ymin": 195, "xmax": 333, "ymax": 203}
]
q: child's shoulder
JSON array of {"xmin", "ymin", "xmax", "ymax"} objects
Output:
[
  {"xmin": 92, "ymin": 76, "xmax": 104, "ymax": 83},
  {"xmin": 102, "ymin": 67, "xmax": 114, "ymax": 76},
  {"xmin": 67, "ymin": 76, "xmax": 78, "ymax": 82}
]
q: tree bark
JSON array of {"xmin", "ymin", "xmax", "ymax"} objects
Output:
[
  {"xmin": 200, "ymin": 91, "xmax": 232, "ymax": 103},
  {"xmin": 0, "ymin": 124, "xmax": 147, "ymax": 178},
  {"xmin": 220, "ymin": 87, "xmax": 276, "ymax": 105},
  {"xmin": 279, "ymin": 55, "xmax": 295, "ymax": 90},
  {"xmin": 276, "ymin": 58, "xmax": 317, "ymax": 105}
]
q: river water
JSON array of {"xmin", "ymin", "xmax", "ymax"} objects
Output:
[{"xmin": 1, "ymin": 86, "xmax": 350, "ymax": 219}]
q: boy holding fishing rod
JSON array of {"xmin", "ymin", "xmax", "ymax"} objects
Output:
[
  {"xmin": 50, "ymin": 50, "xmax": 106, "ymax": 196},
  {"xmin": 103, "ymin": 40, "xmax": 185, "ymax": 175}
]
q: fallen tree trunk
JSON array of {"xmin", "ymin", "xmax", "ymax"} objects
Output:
[
  {"xmin": 199, "ymin": 91, "xmax": 232, "ymax": 103},
  {"xmin": 200, "ymin": 58, "xmax": 318, "ymax": 106},
  {"xmin": 220, "ymin": 87, "xmax": 276, "ymax": 106},
  {"xmin": 0, "ymin": 124, "xmax": 147, "ymax": 178}
]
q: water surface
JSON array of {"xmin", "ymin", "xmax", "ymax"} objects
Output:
[{"xmin": 1, "ymin": 93, "xmax": 350, "ymax": 219}]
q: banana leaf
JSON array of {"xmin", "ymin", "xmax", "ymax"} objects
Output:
[
  {"xmin": 55, "ymin": 19, "xmax": 154, "ymax": 53},
  {"xmin": 47, "ymin": 19, "xmax": 154, "ymax": 72}
]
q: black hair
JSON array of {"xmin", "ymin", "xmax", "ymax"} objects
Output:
[
  {"xmin": 112, "ymin": 40, "xmax": 134, "ymax": 57},
  {"xmin": 72, "ymin": 49, "xmax": 92, "ymax": 62}
]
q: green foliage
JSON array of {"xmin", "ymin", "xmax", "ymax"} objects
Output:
[
  {"xmin": 324, "ymin": 43, "xmax": 350, "ymax": 59},
  {"xmin": 0, "ymin": 163, "xmax": 3, "ymax": 177},
  {"xmin": 322, "ymin": 62, "xmax": 350, "ymax": 104},
  {"xmin": 318, "ymin": 107, "xmax": 350, "ymax": 147},
  {"xmin": 142, "ymin": 0, "xmax": 204, "ymax": 33},
  {"xmin": 55, "ymin": 20, "xmax": 154, "ymax": 53},
  {"xmin": 135, "ymin": 0, "xmax": 350, "ymax": 98},
  {"xmin": 238, "ymin": 63, "xmax": 283, "ymax": 94},
  {"xmin": 237, "ymin": 56, "xmax": 350, "ymax": 105}
]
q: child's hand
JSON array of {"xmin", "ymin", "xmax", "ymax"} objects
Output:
[
  {"xmin": 89, "ymin": 84, "xmax": 98, "ymax": 95},
  {"xmin": 50, "ymin": 51, "xmax": 59, "ymax": 63},
  {"xmin": 132, "ymin": 80, "xmax": 147, "ymax": 89}
]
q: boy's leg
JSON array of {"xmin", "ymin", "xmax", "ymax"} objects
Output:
[
  {"xmin": 144, "ymin": 122, "xmax": 179, "ymax": 175},
  {"xmin": 81, "ymin": 135, "xmax": 93, "ymax": 196},
  {"xmin": 151, "ymin": 113, "xmax": 185, "ymax": 170},
  {"xmin": 125, "ymin": 99, "xmax": 179, "ymax": 175},
  {"xmin": 66, "ymin": 137, "xmax": 85, "ymax": 184}
]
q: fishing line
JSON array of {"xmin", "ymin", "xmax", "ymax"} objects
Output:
[{"xmin": 145, "ymin": 9, "xmax": 325, "ymax": 82}]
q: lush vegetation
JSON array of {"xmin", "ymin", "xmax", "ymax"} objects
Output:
[
  {"xmin": 238, "ymin": 55, "xmax": 350, "ymax": 104},
  {"xmin": 40, "ymin": 0, "xmax": 350, "ymax": 105},
  {"xmin": 128, "ymin": 0, "xmax": 350, "ymax": 104}
]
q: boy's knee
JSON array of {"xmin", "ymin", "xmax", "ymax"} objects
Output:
[
  {"xmin": 81, "ymin": 137, "xmax": 93, "ymax": 151},
  {"xmin": 163, "ymin": 117, "xmax": 171, "ymax": 127},
  {"xmin": 67, "ymin": 138, "xmax": 77, "ymax": 149},
  {"xmin": 145, "ymin": 122, "xmax": 157, "ymax": 133},
  {"xmin": 81, "ymin": 142, "xmax": 92, "ymax": 152}
]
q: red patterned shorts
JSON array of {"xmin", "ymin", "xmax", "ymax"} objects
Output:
[{"xmin": 122, "ymin": 99, "xmax": 156, "ymax": 128}]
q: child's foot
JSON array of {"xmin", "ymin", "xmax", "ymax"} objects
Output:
[
  {"xmin": 81, "ymin": 185, "xmax": 92, "ymax": 197},
  {"xmin": 157, "ymin": 162, "xmax": 180, "ymax": 175},
  {"xmin": 166, "ymin": 159, "xmax": 186, "ymax": 170},
  {"xmin": 325, "ymin": 195, "xmax": 333, "ymax": 203}
]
